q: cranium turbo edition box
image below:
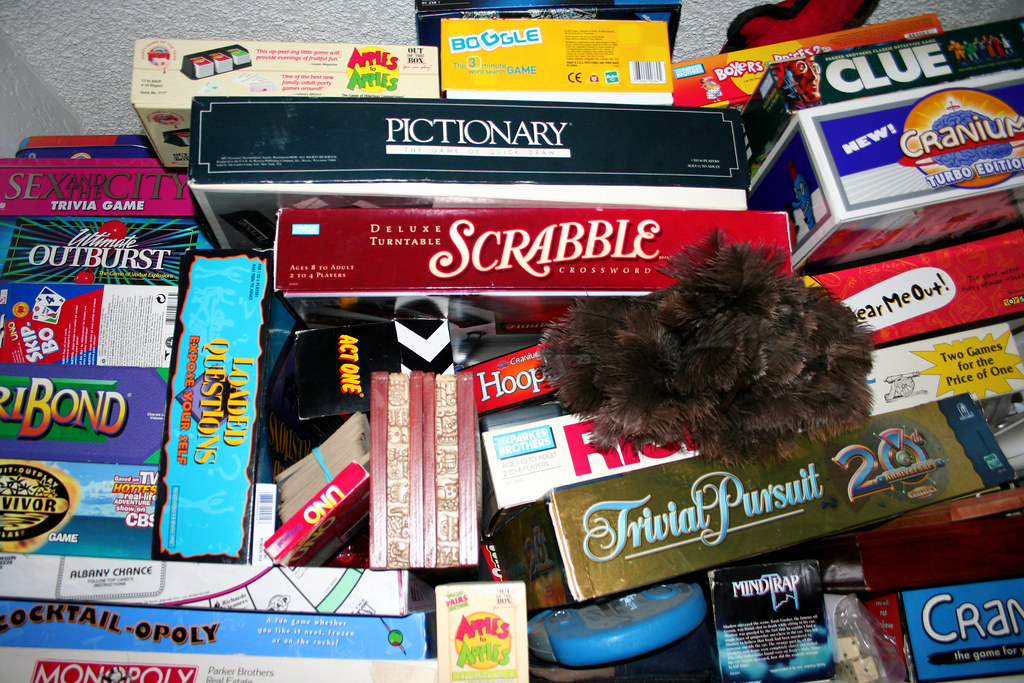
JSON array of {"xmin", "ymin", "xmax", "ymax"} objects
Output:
[
  {"xmin": 749, "ymin": 69, "xmax": 1024, "ymax": 270},
  {"xmin": 132, "ymin": 39, "xmax": 440, "ymax": 168},
  {"xmin": 153, "ymin": 250, "xmax": 272, "ymax": 564},
  {"xmin": 491, "ymin": 395, "xmax": 1015, "ymax": 609},
  {"xmin": 743, "ymin": 17, "xmax": 1024, "ymax": 176},
  {"xmin": 274, "ymin": 206, "xmax": 790, "ymax": 359},
  {"xmin": 189, "ymin": 97, "xmax": 750, "ymax": 248}
]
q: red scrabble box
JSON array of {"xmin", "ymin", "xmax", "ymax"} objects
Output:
[{"xmin": 805, "ymin": 229, "xmax": 1024, "ymax": 346}]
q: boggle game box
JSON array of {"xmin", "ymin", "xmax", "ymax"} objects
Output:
[{"xmin": 491, "ymin": 395, "xmax": 1016, "ymax": 609}]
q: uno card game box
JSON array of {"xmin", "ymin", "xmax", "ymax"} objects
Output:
[
  {"xmin": 153, "ymin": 250, "xmax": 272, "ymax": 564},
  {"xmin": 0, "ymin": 459, "xmax": 158, "ymax": 559},
  {"xmin": 492, "ymin": 395, "xmax": 1016, "ymax": 609},
  {"xmin": 132, "ymin": 38, "xmax": 440, "ymax": 167},
  {"xmin": 670, "ymin": 14, "xmax": 942, "ymax": 109},
  {"xmin": 0, "ymin": 362, "xmax": 167, "ymax": 465},
  {"xmin": 440, "ymin": 18, "xmax": 672, "ymax": 104},
  {"xmin": 749, "ymin": 69, "xmax": 1024, "ymax": 270}
]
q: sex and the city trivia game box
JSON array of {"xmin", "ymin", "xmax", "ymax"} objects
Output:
[
  {"xmin": 492, "ymin": 395, "xmax": 1015, "ymax": 609},
  {"xmin": 153, "ymin": 250, "xmax": 272, "ymax": 564}
]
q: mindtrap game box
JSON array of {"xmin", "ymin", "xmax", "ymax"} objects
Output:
[{"xmin": 132, "ymin": 38, "xmax": 440, "ymax": 167}]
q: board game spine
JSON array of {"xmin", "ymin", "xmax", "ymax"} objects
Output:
[
  {"xmin": 368, "ymin": 371, "xmax": 390, "ymax": 569},
  {"xmin": 456, "ymin": 371, "xmax": 479, "ymax": 567},
  {"xmin": 408, "ymin": 371, "xmax": 425, "ymax": 568},
  {"xmin": 422, "ymin": 372, "xmax": 438, "ymax": 569}
]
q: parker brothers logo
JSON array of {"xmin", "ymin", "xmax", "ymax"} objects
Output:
[
  {"xmin": 898, "ymin": 88, "xmax": 1024, "ymax": 190},
  {"xmin": 384, "ymin": 116, "xmax": 571, "ymax": 158},
  {"xmin": 32, "ymin": 659, "xmax": 198, "ymax": 683}
]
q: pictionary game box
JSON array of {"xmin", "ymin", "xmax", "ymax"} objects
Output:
[
  {"xmin": 132, "ymin": 38, "xmax": 440, "ymax": 167},
  {"xmin": 0, "ymin": 363, "xmax": 167, "ymax": 465},
  {"xmin": 274, "ymin": 206, "xmax": 790, "ymax": 356},
  {"xmin": 491, "ymin": 395, "xmax": 1016, "ymax": 609},
  {"xmin": 189, "ymin": 97, "xmax": 750, "ymax": 248},
  {"xmin": 415, "ymin": 0, "xmax": 681, "ymax": 51},
  {"xmin": 440, "ymin": 18, "xmax": 672, "ymax": 104},
  {"xmin": 670, "ymin": 14, "xmax": 942, "ymax": 109},
  {"xmin": 0, "ymin": 553, "xmax": 432, "ymax": 617},
  {"xmin": 867, "ymin": 322, "xmax": 1024, "ymax": 415},
  {"xmin": 0, "ymin": 459, "xmax": 158, "ymax": 559},
  {"xmin": 743, "ymin": 17, "xmax": 1024, "ymax": 175},
  {"xmin": 805, "ymin": 229, "xmax": 1024, "ymax": 347},
  {"xmin": 153, "ymin": 250, "xmax": 272, "ymax": 564},
  {"xmin": 0, "ymin": 280, "xmax": 178, "ymax": 367},
  {"xmin": 748, "ymin": 69, "xmax": 1024, "ymax": 270}
]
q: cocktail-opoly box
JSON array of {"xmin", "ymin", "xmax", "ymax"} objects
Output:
[
  {"xmin": 491, "ymin": 395, "xmax": 1016, "ymax": 609},
  {"xmin": 901, "ymin": 576, "xmax": 1024, "ymax": 681},
  {"xmin": 0, "ymin": 363, "xmax": 167, "ymax": 465},
  {"xmin": 743, "ymin": 17, "xmax": 1024, "ymax": 175},
  {"xmin": 0, "ymin": 280, "xmax": 177, "ymax": 367},
  {"xmin": 0, "ymin": 459, "xmax": 157, "ymax": 559},
  {"xmin": 435, "ymin": 581, "xmax": 529, "ymax": 683},
  {"xmin": 465, "ymin": 344, "xmax": 554, "ymax": 415},
  {"xmin": 2, "ymin": 650, "xmax": 440, "ymax": 683},
  {"xmin": 0, "ymin": 553, "xmax": 433, "ymax": 616},
  {"xmin": 189, "ymin": 97, "xmax": 750, "ymax": 248},
  {"xmin": 0, "ymin": 598, "xmax": 434, "ymax": 660},
  {"xmin": 275, "ymin": 206, "xmax": 791, "ymax": 354},
  {"xmin": 748, "ymin": 69, "xmax": 1024, "ymax": 270},
  {"xmin": 483, "ymin": 412, "xmax": 695, "ymax": 512},
  {"xmin": 804, "ymin": 229, "xmax": 1024, "ymax": 347},
  {"xmin": 868, "ymin": 322, "xmax": 1024, "ymax": 415},
  {"xmin": 440, "ymin": 18, "xmax": 672, "ymax": 104},
  {"xmin": 670, "ymin": 14, "xmax": 942, "ymax": 109},
  {"xmin": 153, "ymin": 250, "xmax": 272, "ymax": 564},
  {"xmin": 132, "ymin": 38, "xmax": 440, "ymax": 168},
  {"xmin": 416, "ymin": 0, "xmax": 681, "ymax": 51},
  {"xmin": 709, "ymin": 560, "xmax": 833, "ymax": 683}
]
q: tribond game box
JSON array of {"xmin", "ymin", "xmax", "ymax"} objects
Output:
[
  {"xmin": 0, "ymin": 363, "xmax": 167, "ymax": 465},
  {"xmin": 0, "ymin": 459, "xmax": 157, "ymax": 559},
  {"xmin": 132, "ymin": 38, "xmax": 439, "ymax": 167},
  {"xmin": 153, "ymin": 250, "xmax": 272, "ymax": 564},
  {"xmin": 491, "ymin": 395, "xmax": 1016, "ymax": 608},
  {"xmin": 749, "ymin": 69, "xmax": 1024, "ymax": 270}
]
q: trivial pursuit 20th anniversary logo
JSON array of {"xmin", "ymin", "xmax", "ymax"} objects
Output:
[{"xmin": 898, "ymin": 86, "xmax": 1024, "ymax": 189}]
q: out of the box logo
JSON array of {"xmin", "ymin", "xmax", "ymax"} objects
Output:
[{"xmin": 898, "ymin": 88, "xmax": 1024, "ymax": 190}]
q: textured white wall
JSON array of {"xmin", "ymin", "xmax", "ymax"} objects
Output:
[{"xmin": 0, "ymin": 0, "xmax": 1020, "ymax": 154}]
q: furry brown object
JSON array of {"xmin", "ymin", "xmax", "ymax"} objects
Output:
[{"xmin": 539, "ymin": 231, "xmax": 875, "ymax": 464}]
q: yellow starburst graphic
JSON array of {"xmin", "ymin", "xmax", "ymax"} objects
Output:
[{"xmin": 913, "ymin": 330, "xmax": 1024, "ymax": 398}]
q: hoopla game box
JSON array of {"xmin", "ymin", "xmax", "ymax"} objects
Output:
[
  {"xmin": 274, "ymin": 206, "xmax": 791, "ymax": 359},
  {"xmin": 188, "ymin": 96, "xmax": 749, "ymax": 249},
  {"xmin": 748, "ymin": 68, "xmax": 1024, "ymax": 270},
  {"xmin": 490, "ymin": 395, "xmax": 1016, "ymax": 609},
  {"xmin": 132, "ymin": 38, "xmax": 440, "ymax": 168}
]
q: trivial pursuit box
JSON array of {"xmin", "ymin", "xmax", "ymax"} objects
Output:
[
  {"xmin": 0, "ymin": 363, "xmax": 167, "ymax": 465},
  {"xmin": 670, "ymin": 14, "xmax": 941, "ymax": 109},
  {"xmin": 901, "ymin": 576, "xmax": 1024, "ymax": 681},
  {"xmin": 491, "ymin": 395, "xmax": 1015, "ymax": 609},
  {"xmin": 153, "ymin": 250, "xmax": 272, "ymax": 564},
  {"xmin": 868, "ymin": 322, "xmax": 1024, "ymax": 415},
  {"xmin": 749, "ymin": 69, "xmax": 1024, "ymax": 270},
  {"xmin": 0, "ymin": 459, "xmax": 157, "ymax": 559},
  {"xmin": 440, "ymin": 18, "xmax": 672, "ymax": 104},
  {"xmin": 804, "ymin": 229, "xmax": 1024, "ymax": 347},
  {"xmin": 0, "ymin": 553, "xmax": 432, "ymax": 617},
  {"xmin": 132, "ymin": 38, "xmax": 439, "ymax": 167}
]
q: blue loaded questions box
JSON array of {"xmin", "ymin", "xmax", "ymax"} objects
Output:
[
  {"xmin": 153, "ymin": 250, "xmax": 272, "ymax": 563},
  {"xmin": 901, "ymin": 576, "xmax": 1024, "ymax": 681}
]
